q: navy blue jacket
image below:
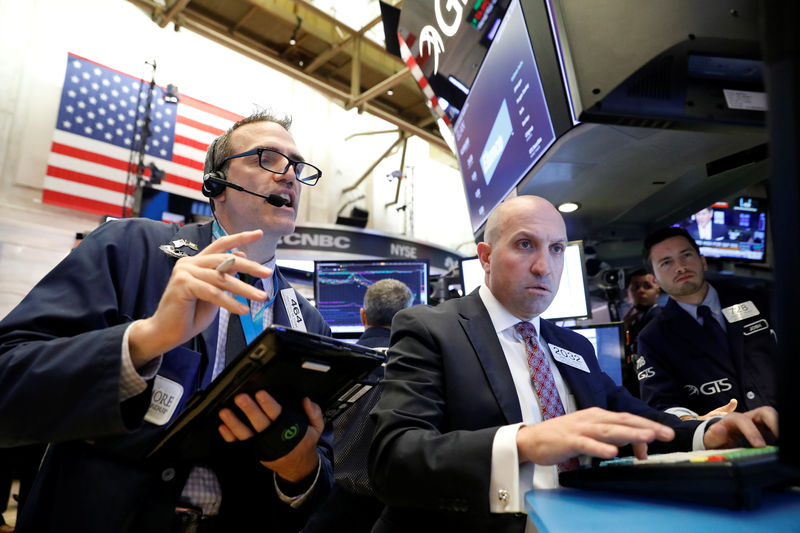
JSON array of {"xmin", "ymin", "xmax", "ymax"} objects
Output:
[
  {"xmin": 369, "ymin": 290, "xmax": 701, "ymax": 533},
  {"xmin": 0, "ymin": 218, "xmax": 332, "ymax": 533},
  {"xmin": 637, "ymin": 283, "xmax": 777, "ymax": 414}
]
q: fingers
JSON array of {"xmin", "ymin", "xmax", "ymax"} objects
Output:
[
  {"xmin": 752, "ymin": 406, "xmax": 779, "ymax": 439},
  {"xmin": 703, "ymin": 407, "xmax": 779, "ymax": 449},
  {"xmin": 567, "ymin": 434, "xmax": 619, "ymax": 460},
  {"xmin": 723, "ymin": 399, "xmax": 739, "ymax": 413},
  {"xmin": 302, "ymin": 397, "xmax": 324, "ymax": 434},
  {"xmin": 218, "ymin": 405, "xmax": 256, "ymax": 442},
  {"xmin": 217, "ymin": 391, "xmax": 285, "ymax": 442},
  {"xmin": 581, "ymin": 408, "xmax": 675, "ymax": 441},
  {"xmin": 201, "ymin": 229, "xmax": 263, "ymax": 255},
  {"xmin": 698, "ymin": 399, "xmax": 738, "ymax": 420},
  {"xmin": 632, "ymin": 442, "xmax": 649, "ymax": 461},
  {"xmin": 175, "ymin": 259, "xmax": 268, "ymax": 311},
  {"xmin": 517, "ymin": 408, "xmax": 675, "ymax": 465}
]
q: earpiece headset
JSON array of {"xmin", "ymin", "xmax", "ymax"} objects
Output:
[{"xmin": 201, "ymin": 138, "xmax": 228, "ymax": 198}]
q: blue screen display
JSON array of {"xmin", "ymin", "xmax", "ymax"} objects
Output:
[
  {"xmin": 568, "ymin": 323, "xmax": 625, "ymax": 387},
  {"xmin": 453, "ymin": 0, "xmax": 557, "ymax": 232}
]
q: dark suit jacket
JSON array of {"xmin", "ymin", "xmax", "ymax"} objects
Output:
[
  {"xmin": 369, "ymin": 291, "xmax": 700, "ymax": 533},
  {"xmin": 637, "ymin": 283, "xmax": 777, "ymax": 414},
  {"xmin": 0, "ymin": 218, "xmax": 333, "ymax": 533},
  {"xmin": 356, "ymin": 327, "xmax": 392, "ymax": 349}
]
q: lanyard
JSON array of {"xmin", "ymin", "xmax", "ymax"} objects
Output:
[{"xmin": 212, "ymin": 220, "xmax": 278, "ymax": 344}]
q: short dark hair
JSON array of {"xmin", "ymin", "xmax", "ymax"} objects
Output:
[
  {"xmin": 626, "ymin": 267, "xmax": 650, "ymax": 288},
  {"xmin": 203, "ymin": 109, "xmax": 293, "ymax": 175},
  {"xmin": 642, "ymin": 227, "xmax": 700, "ymax": 271},
  {"xmin": 363, "ymin": 278, "xmax": 414, "ymax": 327}
]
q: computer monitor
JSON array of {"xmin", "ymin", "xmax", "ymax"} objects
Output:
[
  {"xmin": 314, "ymin": 259, "xmax": 429, "ymax": 336},
  {"xmin": 459, "ymin": 240, "xmax": 590, "ymax": 321},
  {"xmin": 672, "ymin": 197, "xmax": 768, "ymax": 262},
  {"xmin": 567, "ymin": 322, "xmax": 626, "ymax": 387},
  {"xmin": 452, "ymin": 0, "xmax": 563, "ymax": 233}
]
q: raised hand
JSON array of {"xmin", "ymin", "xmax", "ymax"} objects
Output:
[{"xmin": 128, "ymin": 230, "xmax": 270, "ymax": 367}]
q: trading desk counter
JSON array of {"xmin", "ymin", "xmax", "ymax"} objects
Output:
[{"xmin": 525, "ymin": 488, "xmax": 800, "ymax": 533}]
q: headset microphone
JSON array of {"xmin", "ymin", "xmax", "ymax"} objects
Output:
[{"xmin": 202, "ymin": 174, "xmax": 290, "ymax": 207}]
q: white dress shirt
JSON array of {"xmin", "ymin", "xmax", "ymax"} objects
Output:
[
  {"xmin": 481, "ymin": 284, "xmax": 710, "ymax": 520},
  {"xmin": 481, "ymin": 285, "xmax": 575, "ymax": 515}
]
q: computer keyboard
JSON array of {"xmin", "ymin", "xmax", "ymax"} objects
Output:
[
  {"xmin": 597, "ymin": 445, "xmax": 778, "ymax": 466},
  {"xmin": 559, "ymin": 446, "xmax": 793, "ymax": 510}
]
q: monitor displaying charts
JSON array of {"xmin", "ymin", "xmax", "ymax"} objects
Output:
[{"xmin": 314, "ymin": 259, "xmax": 429, "ymax": 335}]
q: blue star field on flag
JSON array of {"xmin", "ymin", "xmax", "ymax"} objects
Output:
[{"xmin": 55, "ymin": 56, "xmax": 177, "ymax": 159}]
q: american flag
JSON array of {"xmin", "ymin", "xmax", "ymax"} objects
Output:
[{"xmin": 43, "ymin": 53, "xmax": 243, "ymax": 217}]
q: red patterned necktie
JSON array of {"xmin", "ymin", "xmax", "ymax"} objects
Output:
[{"xmin": 514, "ymin": 321, "xmax": 579, "ymax": 471}]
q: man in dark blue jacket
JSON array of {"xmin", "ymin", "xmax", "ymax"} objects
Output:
[
  {"xmin": 0, "ymin": 110, "xmax": 333, "ymax": 532},
  {"xmin": 637, "ymin": 226, "xmax": 777, "ymax": 418},
  {"xmin": 369, "ymin": 196, "xmax": 778, "ymax": 533}
]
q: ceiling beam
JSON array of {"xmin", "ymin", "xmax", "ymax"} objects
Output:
[
  {"xmin": 157, "ymin": 0, "xmax": 192, "ymax": 28},
  {"xmin": 346, "ymin": 69, "xmax": 412, "ymax": 110},
  {"xmin": 231, "ymin": 5, "xmax": 260, "ymax": 33},
  {"xmin": 351, "ymin": 34, "xmax": 362, "ymax": 99},
  {"xmin": 342, "ymin": 132, "xmax": 406, "ymax": 193},
  {"xmin": 303, "ymin": 15, "xmax": 381, "ymax": 74},
  {"xmin": 126, "ymin": 0, "xmax": 449, "ymax": 151}
]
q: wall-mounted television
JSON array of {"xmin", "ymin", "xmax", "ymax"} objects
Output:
[
  {"xmin": 460, "ymin": 240, "xmax": 590, "ymax": 321},
  {"xmin": 453, "ymin": 0, "xmax": 560, "ymax": 233},
  {"xmin": 314, "ymin": 259, "xmax": 429, "ymax": 335},
  {"xmin": 567, "ymin": 322, "xmax": 626, "ymax": 387},
  {"xmin": 672, "ymin": 196, "xmax": 767, "ymax": 261}
]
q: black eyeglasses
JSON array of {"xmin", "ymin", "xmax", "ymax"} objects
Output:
[{"xmin": 221, "ymin": 148, "xmax": 322, "ymax": 186}]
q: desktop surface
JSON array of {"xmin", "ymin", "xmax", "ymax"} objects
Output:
[{"xmin": 525, "ymin": 486, "xmax": 800, "ymax": 533}]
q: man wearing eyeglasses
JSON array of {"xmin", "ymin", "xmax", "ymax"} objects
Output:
[{"xmin": 0, "ymin": 110, "xmax": 332, "ymax": 532}]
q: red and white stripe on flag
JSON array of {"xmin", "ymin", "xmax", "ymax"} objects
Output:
[{"xmin": 42, "ymin": 53, "xmax": 243, "ymax": 217}]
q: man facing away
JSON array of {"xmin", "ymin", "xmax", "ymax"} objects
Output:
[
  {"xmin": 304, "ymin": 278, "xmax": 414, "ymax": 533},
  {"xmin": 637, "ymin": 226, "xmax": 778, "ymax": 419},
  {"xmin": 0, "ymin": 110, "xmax": 334, "ymax": 532},
  {"xmin": 369, "ymin": 195, "xmax": 778, "ymax": 533}
]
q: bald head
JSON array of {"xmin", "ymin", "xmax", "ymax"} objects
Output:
[
  {"xmin": 477, "ymin": 196, "xmax": 568, "ymax": 319},
  {"xmin": 484, "ymin": 196, "xmax": 565, "ymax": 246}
]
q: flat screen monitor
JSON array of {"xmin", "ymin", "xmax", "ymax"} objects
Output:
[
  {"xmin": 314, "ymin": 259, "xmax": 429, "ymax": 335},
  {"xmin": 453, "ymin": 0, "xmax": 558, "ymax": 233},
  {"xmin": 459, "ymin": 240, "xmax": 590, "ymax": 321},
  {"xmin": 672, "ymin": 197, "xmax": 768, "ymax": 261},
  {"xmin": 567, "ymin": 322, "xmax": 626, "ymax": 387}
]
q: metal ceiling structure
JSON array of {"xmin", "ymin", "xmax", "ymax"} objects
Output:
[{"xmin": 127, "ymin": 0, "xmax": 448, "ymax": 151}]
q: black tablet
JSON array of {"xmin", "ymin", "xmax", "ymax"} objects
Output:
[{"xmin": 148, "ymin": 325, "xmax": 385, "ymax": 458}]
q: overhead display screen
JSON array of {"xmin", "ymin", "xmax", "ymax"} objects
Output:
[{"xmin": 453, "ymin": 0, "xmax": 557, "ymax": 232}]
